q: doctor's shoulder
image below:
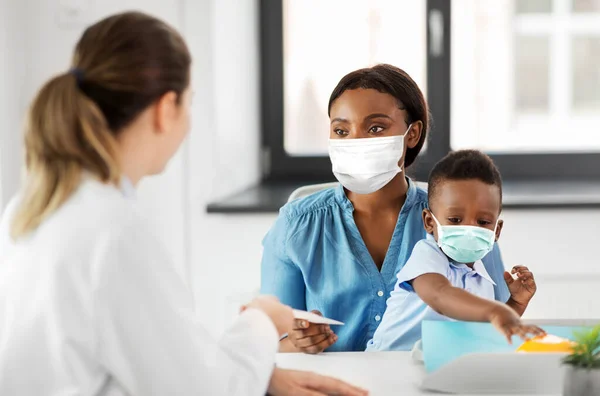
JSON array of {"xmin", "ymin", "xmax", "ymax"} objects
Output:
[
  {"xmin": 0, "ymin": 194, "xmax": 22, "ymax": 228},
  {"xmin": 69, "ymin": 178, "xmax": 140, "ymax": 227},
  {"xmin": 23, "ymin": 177, "xmax": 145, "ymax": 249},
  {"xmin": 0, "ymin": 195, "xmax": 23, "ymax": 250},
  {"xmin": 0, "ymin": 179, "xmax": 142, "ymax": 266}
]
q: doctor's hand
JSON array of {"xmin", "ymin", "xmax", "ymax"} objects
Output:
[
  {"xmin": 504, "ymin": 266, "xmax": 537, "ymax": 308},
  {"xmin": 267, "ymin": 368, "xmax": 368, "ymax": 396},
  {"xmin": 244, "ymin": 296, "xmax": 294, "ymax": 337},
  {"xmin": 288, "ymin": 310, "xmax": 337, "ymax": 354},
  {"xmin": 488, "ymin": 304, "xmax": 546, "ymax": 344}
]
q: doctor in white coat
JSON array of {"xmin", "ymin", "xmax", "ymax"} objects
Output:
[{"xmin": 0, "ymin": 11, "xmax": 367, "ymax": 396}]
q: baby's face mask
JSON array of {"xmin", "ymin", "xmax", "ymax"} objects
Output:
[{"xmin": 430, "ymin": 212, "xmax": 498, "ymax": 263}]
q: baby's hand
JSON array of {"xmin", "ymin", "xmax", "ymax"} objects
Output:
[
  {"xmin": 489, "ymin": 305, "xmax": 546, "ymax": 344},
  {"xmin": 504, "ymin": 265, "xmax": 537, "ymax": 306}
]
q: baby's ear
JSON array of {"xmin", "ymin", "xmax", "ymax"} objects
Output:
[
  {"xmin": 495, "ymin": 219, "xmax": 504, "ymax": 241},
  {"xmin": 422, "ymin": 209, "xmax": 435, "ymax": 234}
]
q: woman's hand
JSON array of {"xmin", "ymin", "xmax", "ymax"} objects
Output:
[
  {"xmin": 243, "ymin": 296, "xmax": 294, "ymax": 337},
  {"xmin": 288, "ymin": 310, "xmax": 337, "ymax": 354},
  {"xmin": 267, "ymin": 368, "xmax": 368, "ymax": 396},
  {"xmin": 488, "ymin": 305, "xmax": 545, "ymax": 344}
]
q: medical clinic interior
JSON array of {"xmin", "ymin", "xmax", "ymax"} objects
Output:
[{"xmin": 1, "ymin": 0, "xmax": 600, "ymax": 395}]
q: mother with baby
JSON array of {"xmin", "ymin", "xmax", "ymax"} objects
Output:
[{"xmin": 260, "ymin": 64, "xmax": 543, "ymax": 354}]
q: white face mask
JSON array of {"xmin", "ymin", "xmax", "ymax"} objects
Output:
[{"xmin": 328, "ymin": 125, "xmax": 411, "ymax": 194}]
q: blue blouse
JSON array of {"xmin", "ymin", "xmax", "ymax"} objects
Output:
[{"xmin": 260, "ymin": 178, "xmax": 510, "ymax": 352}]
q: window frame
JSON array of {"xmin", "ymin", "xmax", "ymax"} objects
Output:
[
  {"xmin": 259, "ymin": 0, "xmax": 451, "ymax": 183},
  {"xmin": 260, "ymin": 0, "xmax": 600, "ymax": 185}
]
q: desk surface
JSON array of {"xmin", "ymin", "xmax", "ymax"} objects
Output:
[{"xmin": 275, "ymin": 352, "xmax": 559, "ymax": 396}]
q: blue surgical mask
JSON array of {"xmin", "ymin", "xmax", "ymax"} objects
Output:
[{"xmin": 431, "ymin": 212, "xmax": 498, "ymax": 263}]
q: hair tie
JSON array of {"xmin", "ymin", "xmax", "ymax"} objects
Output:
[{"xmin": 69, "ymin": 68, "xmax": 85, "ymax": 85}]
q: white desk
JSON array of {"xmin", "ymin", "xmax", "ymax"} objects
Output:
[{"xmin": 275, "ymin": 352, "xmax": 559, "ymax": 396}]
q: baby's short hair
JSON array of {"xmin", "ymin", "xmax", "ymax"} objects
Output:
[{"xmin": 428, "ymin": 150, "xmax": 502, "ymax": 206}]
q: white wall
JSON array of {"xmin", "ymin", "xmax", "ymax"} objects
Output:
[
  {"xmin": 182, "ymin": 0, "xmax": 266, "ymax": 333},
  {"xmin": 500, "ymin": 209, "xmax": 600, "ymax": 320},
  {"xmin": 1, "ymin": 0, "xmax": 599, "ymax": 340},
  {"xmin": 0, "ymin": 0, "xmax": 22, "ymax": 210},
  {"xmin": 0, "ymin": 0, "xmax": 6, "ymax": 210}
]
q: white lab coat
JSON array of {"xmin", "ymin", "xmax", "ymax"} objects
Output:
[{"xmin": 0, "ymin": 177, "xmax": 278, "ymax": 395}]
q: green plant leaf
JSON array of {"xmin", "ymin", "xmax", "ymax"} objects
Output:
[{"xmin": 563, "ymin": 325, "xmax": 600, "ymax": 369}]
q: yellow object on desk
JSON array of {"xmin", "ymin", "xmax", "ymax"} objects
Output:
[{"xmin": 517, "ymin": 334, "xmax": 577, "ymax": 353}]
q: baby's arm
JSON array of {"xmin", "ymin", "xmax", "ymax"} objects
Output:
[
  {"xmin": 412, "ymin": 274, "xmax": 544, "ymax": 342},
  {"xmin": 506, "ymin": 298, "xmax": 527, "ymax": 317},
  {"xmin": 397, "ymin": 240, "xmax": 543, "ymax": 342},
  {"xmin": 412, "ymin": 274, "xmax": 508, "ymax": 322},
  {"xmin": 399, "ymin": 240, "xmax": 509, "ymax": 322}
]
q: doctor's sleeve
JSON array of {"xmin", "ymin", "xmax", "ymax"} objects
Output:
[
  {"xmin": 260, "ymin": 210, "xmax": 306, "ymax": 310},
  {"xmin": 91, "ymin": 222, "xmax": 278, "ymax": 396}
]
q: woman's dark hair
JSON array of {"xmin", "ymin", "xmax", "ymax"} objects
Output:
[
  {"xmin": 12, "ymin": 11, "xmax": 191, "ymax": 238},
  {"xmin": 328, "ymin": 64, "xmax": 429, "ymax": 168}
]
